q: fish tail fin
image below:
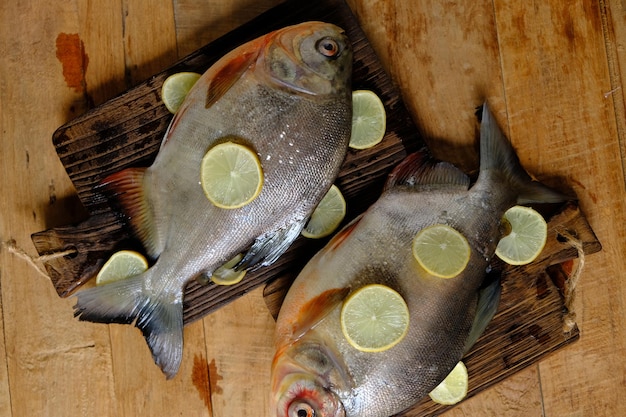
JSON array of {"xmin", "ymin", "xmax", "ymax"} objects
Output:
[
  {"xmin": 102, "ymin": 168, "xmax": 161, "ymax": 257},
  {"xmin": 74, "ymin": 274, "xmax": 183, "ymax": 379},
  {"xmin": 479, "ymin": 103, "xmax": 571, "ymax": 204}
]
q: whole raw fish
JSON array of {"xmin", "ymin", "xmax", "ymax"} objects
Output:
[
  {"xmin": 270, "ymin": 104, "xmax": 567, "ymax": 417},
  {"xmin": 74, "ymin": 21, "xmax": 353, "ymax": 378}
]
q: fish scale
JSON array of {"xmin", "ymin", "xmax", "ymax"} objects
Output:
[{"xmin": 270, "ymin": 103, "xmax": 569, "ymax": 417}]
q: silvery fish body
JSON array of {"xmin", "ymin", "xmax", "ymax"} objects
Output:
[
  {"xmin": 270, "ymin": 104, "xmax": 566, "ymax": 417},
  {"xmin": 74, "ymin": 21, "xmax": 353, "ymax": 378}
]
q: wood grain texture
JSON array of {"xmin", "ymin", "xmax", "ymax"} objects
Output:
[{"xmin": 1, "ymin": 0, "xmax": 625, "ymax": 416}]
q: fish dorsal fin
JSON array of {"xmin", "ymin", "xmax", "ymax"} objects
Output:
[
  {"xmin": 384, "ymin": 151, "xmax": 470, "ymax": 192},
  {"xmin": 292, "ymin": 287, "xmax": 351, "ymax": 341},
  {"xmin": 102, "ymin": 168, "xmax": 162, "ymax": 258},
  {"xmin": 205, "ymin": 49, "xmax": 260, "ymax": 109}
]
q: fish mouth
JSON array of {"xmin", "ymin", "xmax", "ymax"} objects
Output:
[
  {"xmin": 270, "ymin": 370, "xmax": 345, "ymax": 417},
  {"xmin": 270, "ymin": 339, "xmax": 351, "ymax": 417}
]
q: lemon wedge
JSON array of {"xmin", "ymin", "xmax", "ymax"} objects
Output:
[
  {"xmin": 161, "ymin": 72, "xmax": 201, "ymax": 114},
  {"xmin": 301, "ymin": 185, "xmax": 346, "ymax": 239},
  {"xmin": 412, "ymin": 224, "xmax": 471, "ymax": 279},
  {"xmin": 211, "ymin": 253, "xmax": 246, "ymax": 285},
  {"xmin": 349, "ymin": 90, "xmax": 386, "ymax": 150},
  {"xmin": 96, "ymin": 250, "xmax": 148, "ymax": 286},
  {"xmin": 200, "ymin": 142, "xmax": 264, "ymax": 209},
  {"xmin": 340, "ymin": 284, "xmax": 410, "ymax": 353},
  {"xmin": 428, "ymin": 361, "xmax": 469, "ymax": 405},
  {"xmin": 495, "ymin": 205, "xmax": 547, "ymax": 265}
]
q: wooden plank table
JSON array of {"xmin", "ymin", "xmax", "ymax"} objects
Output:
[{"xmin": 1, "ymin": 0, "xmax": 625, "ymax": 416}]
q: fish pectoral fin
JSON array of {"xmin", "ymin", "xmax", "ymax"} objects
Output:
[
  {"xmin": 205, "ymin": 49, "xmax": 260, "ymax": 109},
  {"xmin": 101, "ymin": 168, "xmax": 162, "ymax": 258},
  {"xmin": 463, "ymin": 270, "xmax": 502, "ymax": 354},
  {"xmin": 292, "ymin": 287, "xmax": 351, "ymax": 341},
  {"xmin": 238, "ymin": 221, "xmax": 304, "ymax": 270},
  {"xmin": 74, "ymin": 274, "xmax": 184, "ymax": 379},
  {"xmin": 384, "ymin": 149, "xmax": 470, "ymax": 192},
  {"xmin": 326, "ymin": 214, "xmax": 363, "ymax": 251}
]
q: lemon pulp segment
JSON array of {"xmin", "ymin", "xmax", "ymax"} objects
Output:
[
  {"xmin": 96, "ymin": 250, "xmax": 148, "ymax": 286},
  {"xmin": 301, "ymin": 185, "xmax": 346, "ymax": 239},
  {"xmin": 200, "ymin": 142, "xmax": 263, "ymax": 209},
  {"xmin": 211, "ymin": 253, "xmax": 246, "ymax": 285},
  {"xmin": 349, "ymin": 90, "xmax": 386, "ymax": 150},
  {"xmin": 412, "ymin": 224, "xmax": 471, "ymax": 279},
  {"xmin": 340, "ymin": 284, "xmax": 409, "ymax": 353},
  {"xmin": 161, "ymin": 72, "xmax": 201, "ymax": 114},
  {"xmin": 428, "ymin": 361, "xmax": 469, "ymax": 405},
  {"xmin": 495, "ymin": 205, "xmax": 547, "ymax": 265}
]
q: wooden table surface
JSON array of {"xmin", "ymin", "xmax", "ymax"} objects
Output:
[{"xmin": 1, "ymin": 1, "xmax": 625, "ymax": 416}]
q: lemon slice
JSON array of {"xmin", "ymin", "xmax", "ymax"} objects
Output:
[
  {"xmin": 211, "ymin": 253, "xmax": 246, "ymax": 285},
  {"xmin": 495, "ymin": 205, "xmax": 547, "ymax": 265},
  {"xmin": 200, "ymin": 142, "xmax": 264, "ymax": 209},
  {"xmin": 428, "ymin": 361, "xmax": 469, "ymax": 405},
  {"xmin": 412, "ymin": 224, "xmax": 471, "ymax": 279},
  {"xmin": 340, "ymin": 284, "xmax": 410, "ymax": 352},
  {"xmin": 96, "ymin": 250, "xmax": 148, "ymax": 286},
  {"xmin": 349, "ymin": 90, "xmax": 386, "ymax": 150},
  {"xmin": 301, "ymin": 185, "xmax": 346, "ymax": 239},
  {"xmin": 161, "ymin": 72, "xmax": 201, "ymax": 113}
]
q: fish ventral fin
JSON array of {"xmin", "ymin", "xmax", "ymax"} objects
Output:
[
  {"xmin": 102, "ymin": 168, "xmax": 161, "ymax": 258},
  {"xmin": 479, "ymin": 103, "xmax": 570, "ymax": 204},
  {"xmin": 384, "ymin": 150, "xmax": 470, "ymax": 192},
  {"xmin": 74, "ymin": 274, "xmax": 184, "ymax": 379}
]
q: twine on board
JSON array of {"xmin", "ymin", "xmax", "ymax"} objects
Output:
[
  {"xmin": 1, "ymin": 239, "xmax": 77, "ymax": 281},
  {"xmin": 557, "ymin": 230, "xmax": 586, "ymax": 334}
]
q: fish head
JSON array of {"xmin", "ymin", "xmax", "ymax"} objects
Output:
[
  {"xmin": 261, "ymin": 21, "xmax": 352, "ymax": 97},
  {"xmin": 270, "ymin": 340, "xmax": 349, "ymax": 417}
]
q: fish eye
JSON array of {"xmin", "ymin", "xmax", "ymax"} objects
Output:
[
  {"xmin": 289, "ymin": 402, "xmax": 315, "ymax": 417},
  {"xmin": 316, "ymin": 38, "xmax": 340, "ymax": 58}
]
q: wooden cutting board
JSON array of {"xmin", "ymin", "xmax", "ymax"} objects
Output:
[
  {"xmin": 30, "ymin": 0, "xmax": 602, "ymax": 415},
  {"xmin": 31, "ymin": 0, "xmax": 422, "ymax": 324}
]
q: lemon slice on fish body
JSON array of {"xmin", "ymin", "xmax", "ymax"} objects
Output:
[
  {"xmin": 200, "ymin": 142, "xmax": 264, "ymax": 209},
  {"xmin": 412, "ymin": 224, "xmax": 471, "ymax": 279},
  {"xmin": 340, "ymin": 284, "xmax": 410, "ymax": 353}
]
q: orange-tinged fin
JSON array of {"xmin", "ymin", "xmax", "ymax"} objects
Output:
[
  {"xmin": 384, "ymin": 150, "xmax": 470, "ymax": 192},
  {"xmin": 292, "ymin": 287, "xmax": 350, "ymax": 341},
  {"xmin": 102, "ymin": 168, "xmax": 160, "ymax": 258},
  {"xmin": 205, "ymin": 49, "xmax": 261, "ymax": 109},
  {"xmin": 327, "ymin": 215, "xmax": 362, "ymax": 252}
]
